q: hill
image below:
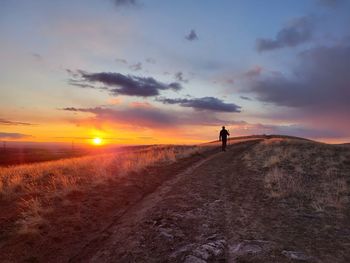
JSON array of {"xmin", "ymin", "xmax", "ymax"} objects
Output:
[{"xmin": 0, "ymin": 136, "xmax": 349, "ymax": 262}]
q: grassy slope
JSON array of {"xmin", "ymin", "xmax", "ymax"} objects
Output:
[
  {"xmin": 0, "ymin": 136, "xmax": 349, "ymax": 262},
  {"xmin": 0, "ymin": 144, "xmax": 216, "ymax": 262},
  {"xmin": 244, "ymin": 137, "xmax": 350, "ymax": 212}
]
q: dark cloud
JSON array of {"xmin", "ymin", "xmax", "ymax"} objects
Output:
[
  {"xmin": 113, "ymin": 0, "xmax": 137, "ymax": 6},
  {"xmin": 31, "ymin": 53, "xmax": 42, "ymax": 60},
  {"xmin": 115, "ymin": 58, "xmax": 127, "ymax": 64},
  {"xmin": 157, "ymin": 97, "xmax": 241, "ymax": 112},
  {"xmin": 185, "ymin": 29, "xmax": 198, "ymax": 41},
  {"xmin": 0, "ymin": 119, "xmax": 35, "ymax": 126},
  {"xmin": 174, "ymin": 72, "xmax": 188, "ymax": 83},
  {"xmin": 62, "ymin": 106, "xmax": 229, "ymax": 128},
  {"xmin": 129, "ymin": 62, "xmax": 142, "ymax": 71},
  {"xmin": 0, "ymin": 132, "xmax": 32, "ymax": 139},
  {"xmin": 240, "ymin": 96, "xmax": 252, "ymax": 101},
  {"xmin": 68, "ymin": 80, "xmax": 107, "ymax": 90},
  {"xmin": 243, "ymin": 43, "xmax": 350, "ymax": 113},
  {"xmin": 68, "ymin": 70, "xmax": 182, "ymax": 97},
  {"xmin": 256, "ymin": 17, "xmax": 313, "ymax": 52}
]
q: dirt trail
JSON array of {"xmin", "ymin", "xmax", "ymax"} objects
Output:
[{"xmin": 71, "ymin": 140, "xmax": 349, "ymax": 262}]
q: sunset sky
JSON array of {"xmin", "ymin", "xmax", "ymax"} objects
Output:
[{"xmin": 1, "ymin": 0, "xmax": 350, "ymax": 145}]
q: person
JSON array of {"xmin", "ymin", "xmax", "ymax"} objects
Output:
[{"xmin": 219, "ymin": 126, "xmax": 230, "ymax": 151}]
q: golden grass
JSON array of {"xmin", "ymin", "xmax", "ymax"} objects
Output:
[
  {"xmin": 17, "ymin": 197, "xmax": 47, "ymax": 235},
  {"xmin": 244, "ymin": 138, "xmax": 350, "ymax": 212},
  {"xmin": 0, "ymin": 144, "xmax": 210, "ymax": 234}
]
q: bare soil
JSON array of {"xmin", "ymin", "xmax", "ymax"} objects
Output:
[{"xmin": 1, "ymin": 139, "xmax": 349, "ymax": 262}]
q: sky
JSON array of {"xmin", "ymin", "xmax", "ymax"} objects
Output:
[{"xmin": 1, "ymin": 0, "xmax": 350, "ymax": 145}]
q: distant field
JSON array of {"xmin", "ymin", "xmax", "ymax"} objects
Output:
[
  {"xmin": 0, "ymin": 145, "xmax": 165, "ymax": 167},
  {"xmin": 0, "ymin": 147, "xmax": 92, "ymax": 166}
]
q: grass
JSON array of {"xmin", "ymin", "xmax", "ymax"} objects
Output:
[
  {"xmin": 0, "ymin": 144, "xmax": 211, "ymax": 235},
  {"xmin": 244, "ymin": 138, "xmax": 350, "ymax": 213}
]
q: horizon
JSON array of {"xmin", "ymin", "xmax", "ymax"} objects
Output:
[
  {"xmin": 1, "ymin": 0, "xmax": 350, "ymax": 145},
  {"xmin": 1, "ymin": 134, "xmax": 348, "ymax": 150}
]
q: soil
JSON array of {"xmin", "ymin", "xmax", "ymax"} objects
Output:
[{"xmin": 1, "ymin": 140, "xmax": 349, "ymax": 262}]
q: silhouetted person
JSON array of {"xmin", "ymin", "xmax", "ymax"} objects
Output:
[{"xmin": 219, "ymin": 126, "xmax": 230, "ymax": 151}]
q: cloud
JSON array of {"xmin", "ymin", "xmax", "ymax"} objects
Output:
[
  {"xmin": 256, "ymin": 17, "xmax": 313, "ymax": 52},
  {"xmin": 185, "ymin": 29, "xmax": 198, "ymax": 41},
  {"xmin": 61, "ymin": 106, "xmax": 341, "ymax": 140},
  {"xmin": 68, "ymin": 80, "xmax": 107, "ymax": 90},
  {"xmin": 242, "ymin": 66, "xmax": 263, "ymax": 79},
  {"xmin": 0, "ymin": 132, "xmax": 32, "ymax": 140},
  {"xmin": 129, "ymin": 62, "xmax": 142, "ymax": 71},
  {"xmin": 174, "ymin": 71, "xmax": 188, "ymax": 83},
  {"xmin": 31, "ymin": 53, "xmax": 42, "ymax": 60},
  {"xmin": 68, "ymin": 70, "xmax": 183, "ymax": 97},
  {"xmin": 240, "ymin": 96, "xmax": 252, "ymax": 101},
  {"xmin": 0, "ymin": 119, "xmax": 35, "ymax": 126},
  {"xmin": 115, "ymin": 58, "xmax": 127, "ymax": 64},
  {"xmin": 113, "ymin": 0, "xmax": 137, "ymax": 6},
  {"xmin": 62, "ymin": 106, "xmax": 229, "ymax": 128},
  {"xmin": 244, "ymin": 43, "xmax": 350, "ymax": 113},
  {"xmin": 62, "ymin": 106, "xmax": 172, "ymax": 127},
  {"xmin": 157, "ymin": 97, "xmax": 241, "ymax": 112}
]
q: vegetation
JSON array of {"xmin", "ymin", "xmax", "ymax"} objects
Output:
[
  {"xmin": 244, "ymin": 138, "xmax": 350, "ymax": 213},
  {"xmin": 0, "ymin": 145, "xmax": 211, "ymax": 235}
]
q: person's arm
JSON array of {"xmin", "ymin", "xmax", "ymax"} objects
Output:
[
  {"xmin": 227, "ymin": 130, "xmax": 230, "ymax": 136},
  {"xmin": 219, "ymin": 131, "xmax": 222, "ymax": 141}
]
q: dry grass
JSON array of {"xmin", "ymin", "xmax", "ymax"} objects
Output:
[
  {"xmin": 0, "ymin": 144, "xmax": 211, "ymax": 234},
  {"xmin": 244, "ymin": 138, "xmax": 350, "ymax": 212},
  {"xmin": 17, "ymin": 197, "xmax": 47, "ymax": 235}
]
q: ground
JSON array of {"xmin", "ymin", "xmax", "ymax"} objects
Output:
[{"xmin": 1, "ymin": 138, "xmax": 349, "ymax": 262}]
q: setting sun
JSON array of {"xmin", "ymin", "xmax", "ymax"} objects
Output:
[{"xmin": 92, "ymin": 137, "xmax": 103, "ymax": 146}]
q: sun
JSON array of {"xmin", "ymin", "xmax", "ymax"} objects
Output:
[{"xmin": 92, "ymin": 137, "xmax": 103, "ymax": 146}]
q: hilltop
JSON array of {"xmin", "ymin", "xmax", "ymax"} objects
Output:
[{"xmin": 0, "ymin": 136, "xmax": 349, "ymax": 262}]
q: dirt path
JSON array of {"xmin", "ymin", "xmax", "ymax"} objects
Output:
[{"xmin": 71, "ymin": 140, "xmax": 349, "ymax": 263}]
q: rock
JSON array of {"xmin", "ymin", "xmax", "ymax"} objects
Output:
[
  {"xmin": 229, "ymin": 239, "xmax": 275, "ymax": 259},
  {"xmin": 193, "ymin": 247, "xmax": 211, "ymax": 260},
  {"xmin": 192, "ymin": 239, "xmax": 226, "ymax": 260},
  {"xmin": 231, "ymin": 243, "xmax": 262, "ymax": 255},
  {"xmin": 184, "ymin": 255, "xmax": 207, "ymax": 263},
  {"xmin": 169, "ymin": 244, "xmax": 195, "ymax": 259},
  {"xmin": 172, "ymin": 240, "xmax": 226, "ymax": 262},
  {"xmin": 282, "ymin": 250, "xmax": 312, "ymax": 261},
  {"xmin": 158, "ymin": 227, "xmax": 174, "ymax": 240}
]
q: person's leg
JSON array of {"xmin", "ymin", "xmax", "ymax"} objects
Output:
[{"xmin": 222, "ymin": 139, "xmax": 227, "ymax": 151}]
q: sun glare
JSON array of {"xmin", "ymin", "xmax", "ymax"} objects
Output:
[{"xmin": 92, "ymin": 137, "xmax": 103, "ymax": 146}]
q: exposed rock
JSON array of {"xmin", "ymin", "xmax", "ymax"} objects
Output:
[
  {"xmin": 171, "ymin": 239, "xmax": 226, "ymax": 262},
  {"xmin": 229, "ymin": 239, "xmax": 275, "ymax": 260},
  {"xmin": 158, "ymin": 227, "xmax": 174, "ymax": 240},
  {"xmin": 190, "ymin": 239, "xmax": 226, "ymax": 261},
  {"xmin": 282, "ymin": 250, "xmax": 313, "ymax": 261},
  {"xmin": 184, "ymin": 255, "xmax": 207, "ymax": 263},
  {"xmin": 169, "ymin": 244, "xmax": 195, "ymax": 259}
]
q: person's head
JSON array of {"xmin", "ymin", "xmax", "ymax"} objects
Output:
[{"xmin": 222, "ymin": 126, "xmax": 225, "ymax": 130}]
